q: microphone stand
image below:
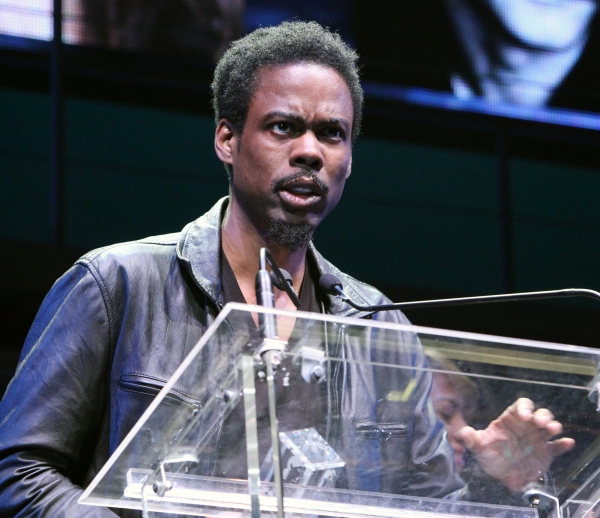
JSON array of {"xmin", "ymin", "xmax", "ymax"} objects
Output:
[
  {"xmin": 255, "ymin": 247, "xmax": 290, "ymax": 518},
  {"xmin": 333, "ymin": 287, "xmax": 600, "ymax": 313}
]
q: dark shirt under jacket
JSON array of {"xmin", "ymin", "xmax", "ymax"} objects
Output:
[{"xmin": 216, "ymin": 252, "xmax": 327, "ymax": 480}]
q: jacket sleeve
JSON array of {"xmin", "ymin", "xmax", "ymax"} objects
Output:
[{"xmin": 0, "ymin": 263, "xmax": 118, "ymax": 517}]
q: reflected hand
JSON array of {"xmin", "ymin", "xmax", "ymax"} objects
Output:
[{"xmin": 459, "ymin": 398, "xmax": 575, "ymax": 491}]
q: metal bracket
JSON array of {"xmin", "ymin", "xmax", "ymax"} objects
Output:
[
  {"xmin": 524, "ymin": 488, "xmax": 561, "ymax": 518},
  {"xmin": 152, "ymin": 453, "xmax": 200, "ymax": 497},
  {"xmin": 300, "ymin": 346, "xmax": 327, "ymax": 384},
  {"xmin": 256, "ymin": 337, "xmax": 287, "ymax": 371},
  {"xmin": 587, "ymin": 371, "xmax": 600, "ymax": 412}
]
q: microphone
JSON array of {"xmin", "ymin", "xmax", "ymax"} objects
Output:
[
  {"xmin": 256, "ymin": 267, "xmax": 277, "ymax": 339},
  {"xmin": 270, "ymin": 268, "xmax": 293, "ymax": 291},
  {"xmin": 319, "ymin": 273, "xmax": 348, "ymax": 299},
  {"xmin": 254, "ymin": 248, "xmax": 302, "ymax": 340},
  {"xmin": 319, "ymin": 274, "xmax": 600, "ymax": 313}
]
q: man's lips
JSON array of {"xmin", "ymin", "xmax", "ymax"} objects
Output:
[
  {"xmin": 279, "ymin": 178, "xmax": 324, "ymax": 197},
  {"xmin": 275, "ymin": 175, "xmax": 328, "ymax": 209}
]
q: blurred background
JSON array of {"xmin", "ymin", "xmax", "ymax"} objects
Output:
[{"xmin": 1, "ymin": 0, "xmax": 599, "ymax": 392}]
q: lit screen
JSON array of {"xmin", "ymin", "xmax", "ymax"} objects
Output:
[
  {"xmin": 0, "ymin": 0, "xmax": 246, "ymax": 59},
  {"xmin": 0, "ymin": 0, "xmax": 349, "ymax": 60},
  {"xmin": 356, "ymin": 0, "xmax": 600, "ymax": 130},
  {"xmin": 0, "ymin": 0, "xmax": 53, "ymax": 41},
  {"xmin": 2, "ymin": 0, "xmax": 599, "ymax": 129}
]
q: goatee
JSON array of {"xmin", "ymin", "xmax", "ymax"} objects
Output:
[{"xmin": 266, "ymin": 219, "xmax": 314, "ymax": 251}]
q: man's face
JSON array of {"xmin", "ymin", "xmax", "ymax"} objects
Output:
[
  {"xmin": 218, "ymin": 63, "xmax": 353, "ymax": 245},
  {"xmin": 484, "ymin": 0, "xmax": 597, "ymax": 50},
  {"xmin": 431, "ymin": 373, "xmax": 470, "ymax": 472}
]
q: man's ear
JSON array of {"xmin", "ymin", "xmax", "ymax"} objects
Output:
[{"xmin": 215, "ymin": 119, "xmax": 238, "ymax": 165}]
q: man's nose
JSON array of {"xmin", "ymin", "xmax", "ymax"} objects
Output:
[
  {"xmin": 289, "ymin": 132, "xmax": 324, "ymax": 170},
  {"xmin": 449, "ymin": 414, "xmax": 469, "ymax": 441}
]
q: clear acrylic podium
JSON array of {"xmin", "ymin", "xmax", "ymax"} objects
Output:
[{"xmin": 79, "ymin": 303, "xmax": 600, "ymax": 518}]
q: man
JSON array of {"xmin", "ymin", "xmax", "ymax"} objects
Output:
[{"xmin": 0, "ymin": 21, "xmax": 572, "ymax": 516}]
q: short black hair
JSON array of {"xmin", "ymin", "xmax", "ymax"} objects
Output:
[{"xmin": 212, "ymin": 21, "xmax": 363, "ymax": 143}]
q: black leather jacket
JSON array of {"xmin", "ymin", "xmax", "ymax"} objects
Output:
[{"xmin": 0, "ymin": 198, "xmax": 461, "ymax": 517}]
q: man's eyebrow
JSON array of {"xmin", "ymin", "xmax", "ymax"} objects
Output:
[
  {"xmin": 320, "ymin": 118, "xmax": 350, "ymax": 131},
  {"xmin": 263, "ymin": 111, "xmax": 306, "ymax": 124},
  {"xmin": 263, "ymin": 111, "xmax": 350, "ymax": 130}
]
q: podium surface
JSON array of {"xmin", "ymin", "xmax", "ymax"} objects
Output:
[{"xmin": 79, "ymin": 303, "xmax": 600, "ymax": 517}]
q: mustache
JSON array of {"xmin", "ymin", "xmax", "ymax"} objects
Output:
[{"xmin": 272, "ymin": 169, "xmax": 329, "ymax": 196}]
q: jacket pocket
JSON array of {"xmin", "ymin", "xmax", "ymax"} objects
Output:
[
  {"xmin": 355, "ymin": 421, "xmax": 407, "ymax": 440},
  {"xmin": 118, "ymin": 373, "xmax": 201, "ymax": 414}
]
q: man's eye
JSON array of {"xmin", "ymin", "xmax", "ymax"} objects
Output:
[
  {"xmin": 434, "ymin": 401, "xmax": 458, "ymax": 423},
  {"xmin": 438, "ymin": 411, "xmax": 454, "ymax": 423},
  {"xmin": 322, "ymin": 127, "xmax": 344, "ymax": 140},
  {"xmin": 273, "ymin": 122, "xmax": 293, "ymax": 133}
]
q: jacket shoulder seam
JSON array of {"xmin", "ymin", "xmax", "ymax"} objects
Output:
[
  {"xmin": 83, "ymin": 238, "xmax": 178, "ymax": 262},
  {"xmin": 75, "ymin": 260, "xmax": 116, "ymax": 351}
]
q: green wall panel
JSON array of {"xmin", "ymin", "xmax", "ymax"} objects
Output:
[
  {"xmin": 65, "ymin": 164, "xmax": 228, "ymax": 249},
  {"xmin": 0, "ymin": 88, "xmax": 50, "ymax": 155},
  {"xmin": 513, "ymin": 222, "xmax": 600, "ymax": 291},
  {"xmin": 63, "ymin": 97, "xmax": 228, "ymax": 249},
  {"xmin": 316, "ymin": 200, "xmax": 502, "ymax": 294},
  {"xmin": 0, "ymin": 156, "xmax": 51, "ymax": 242},
  {"xmin": 512, "ymin": 158, "xmax": 600, "ymax": 226},
  {"xmin": 0, "ymin": 88, "xmax": 51, "ymax": 242},
  {"xmin": 512, "ymin": 158, "xmax": 600, "ymax": 292},
  {"xmin": 66, "ymin": 98, "xmax": 220, "ymax": 173},
  {"xmin": 316, "ymin": 137, "xmax": 501, "ymax": 293},
  {"xmin": 349, "ymin": 138, "xmax": 498, "ymax": 213}
]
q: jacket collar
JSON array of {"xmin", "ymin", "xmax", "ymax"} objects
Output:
[
  {"xmin": 176, "ymin": 197, "xmax": 376, "ymax": 318},
  {"xmin": 177, "ymin": 197, "xmax": 227, "ymax": 308},
  {"xmin": 307, "ymin": 243, "xmax": 378, "ymax": 319}
]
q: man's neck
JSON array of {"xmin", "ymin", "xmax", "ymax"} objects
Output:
[{"xmin": 221, "ymin": 201, "xmax": 307, "ymax": 310}]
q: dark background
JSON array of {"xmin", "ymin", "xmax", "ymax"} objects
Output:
[{"xmin": 1, "ymin": 0, "xmax": 599, "ymax": 393}]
